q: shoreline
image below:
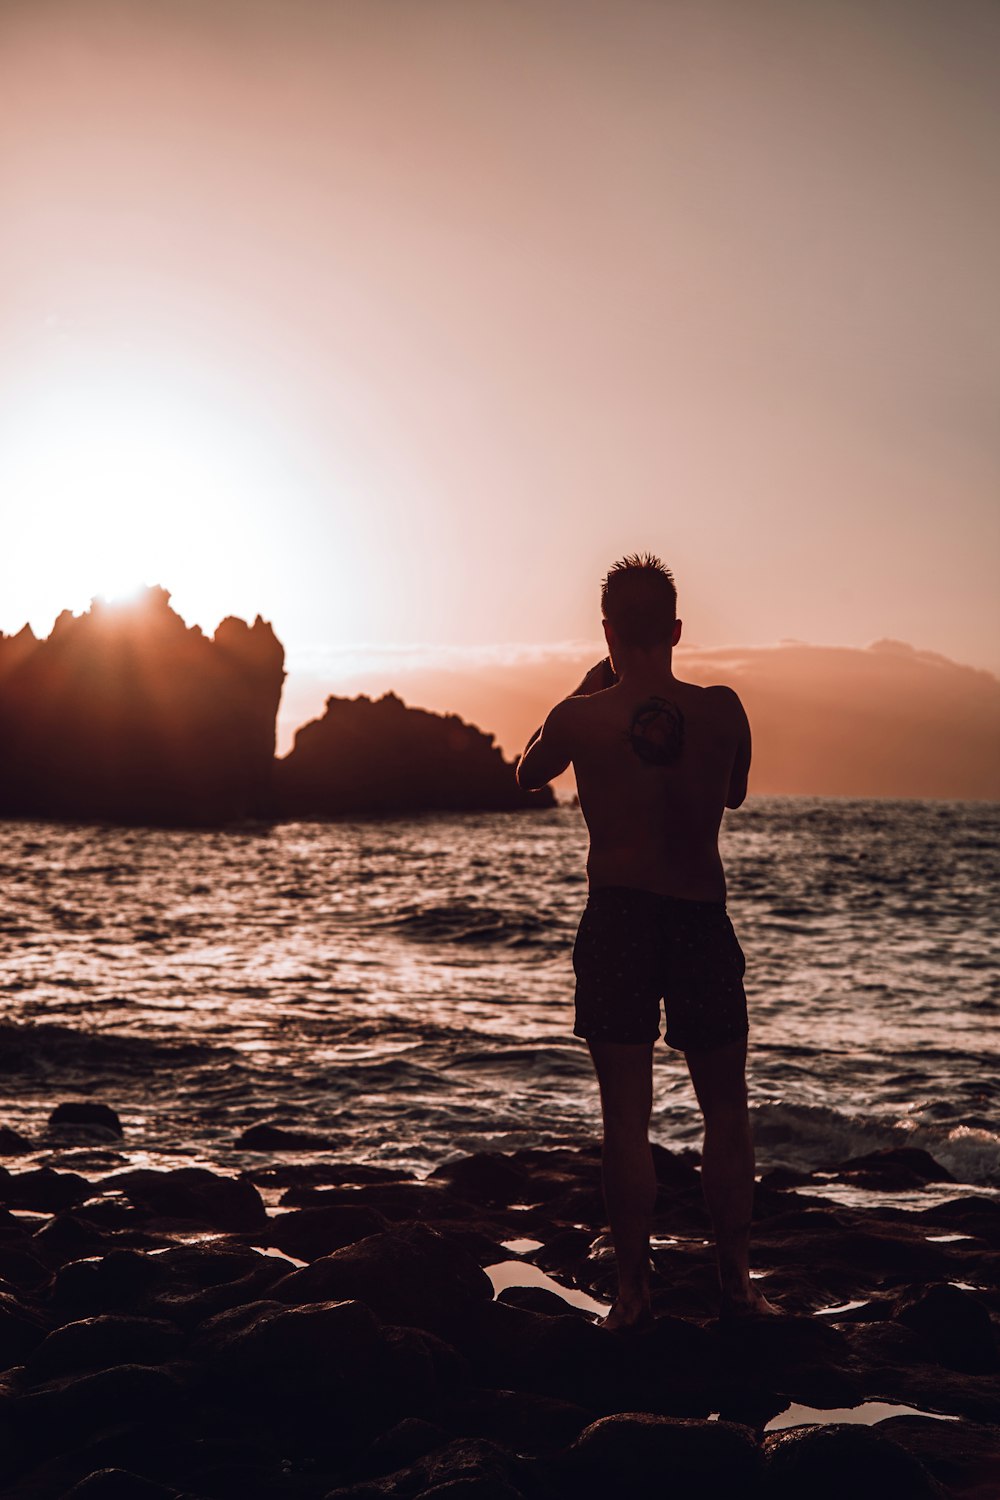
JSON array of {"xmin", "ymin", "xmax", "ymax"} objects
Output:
[{"xmin": 0, "ymin": 1137, "xmax": 997, "ymax": 1496}]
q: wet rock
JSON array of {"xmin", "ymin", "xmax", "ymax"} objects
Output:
[
  {"xmin": 650, "ymin": 1142, "xmax": 701, "ymax": 1192},
  {"xmin": 440, "ymin": 1389, "xmax": 593, "ymax": 1456},
  {"xmin": 329, "ymin": 1437, "xmax": 525, "ymax": 1500},
  {"xmin": 762, "ymin": 1422, "xmax": 947, "ymax": 1498},
  {"xmin": 0, "ymin": 1288, "xmax": 49, "ymax": 1367},
  {"xmin": 272, "ymin": 1225, "xmax": 493, "ymax": 1342},
  {"xmin": 107, "ymin": 1168, "xmax": 267, "ymax": 1231},
  {"xmin": 63, "ymin": 1469, "xmax": 179, "ymax": 1500},
  {"xmin": 48, "ymin": 1103, "xmax": 124, "ymax": 1139},
  {"xmin": 471, "ymin": 1302, "xmax": 640, "ymax": 1414},
  {"xmin": 264, "ymin": 1203, "xmax": 389, "ymax": 1261},
  {"xmin": 428, "ymin": 1153, "xmax": 531, "ymax": 1207},
  {"xmin": 193, "ymin": 1297, "xmax": 431, "ymax": 1445},
  {"xmin": 718, "ymin": 1314, "xmax": 863, "ymax": 1409},
  {"xmin": 27, "ymin": 1314, "xmax": 184, "ymax": 1380},
  {"xmin": 32, "ymin": 1211, "xmax": 109, "ymax": 1259},
  {"xmin": 918, "ymin": 1196, "xmax": 1000, "ymax": 1247},
  {"xmin": 50, "ymin": 1248, "xmax": 168, "ymax": 1317},
  {"xmin": 280, "ymin": 1181, "xmax": 484, "ymax": 1227},
  {"xmin": 235, "ymin": 1123, "xmax": 340, "ymax": 1151},
  {"xmin": 556, "ymin": 1412, "xmax": 760, "ymax": 1498},
  {"xmin": 0, "ymin": 1126, "xmax": 33, "ymax": 1155},
  {"xmin": 532, "ymin": 1228, "xmax": 593, "ymax": 1273},
  {"xmin": 250, "ymin": 1162, "xmax": 415, "ymax": 1194},
  {"xmin": 893, "ymin": 1283, "xmax": 998, "ymax": 1373},
  {"xmin": 0, "ymin": 1166, "xmax": 92, "ymax": 1212},
  {"xmin": 496, "ymin": 1286, "xmax": 590, "ymax": 1319},
  {"xmin": 15, "ymin": 1363, "xmax": 189, "ymax": 1445},
  {"xmin": 879, "ymin": 1413, "xmax": 1000, "ymax": 1498},
  {"xmin": 835, "ymin": 1147, "xmax": 955, "ymax": 1188},
  {"xmin": 356, "ymin": 1416, "xmax": 450, "ymax": 1477},
  {"xmin": 419, "ymin": 1480, "xmax": 524, "ymax": 1499},
  {"xmin": 142, "ymin": 1244, "xmax": 292, "ymax": 1326}
]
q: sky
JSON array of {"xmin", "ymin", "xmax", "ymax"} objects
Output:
[{"xmin": 2, "ymin": 0, "xmax": 998, "ymax": 767}]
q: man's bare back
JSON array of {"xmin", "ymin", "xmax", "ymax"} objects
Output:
[{"xmin": 562, "ymin": 672, "xmax": 749, "ymax": 902}]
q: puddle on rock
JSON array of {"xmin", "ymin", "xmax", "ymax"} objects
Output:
[
  {"xmin": 484, "ymin": 1260, "xmax": 610, "ymax": 1317},
  {"xmin": 766, "ymin": 1401, "xmax": 961, "ymax": 1432},
  {"xmin": 500, "ymin": 1237, "xmax": 544, "ymax": 1254},
  {"xmin": 816, "ymin": 1298, "xmax": 870, "ymax": 1316}
]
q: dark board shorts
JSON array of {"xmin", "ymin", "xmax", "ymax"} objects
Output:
[{"xmin": 572, "ymin": 885, "xmax": 749, "ymax": 1053}]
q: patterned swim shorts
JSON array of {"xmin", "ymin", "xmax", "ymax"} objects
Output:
[{"xmin": 572, "ymin": 885, "xmax": 749, "ymax": 1052}]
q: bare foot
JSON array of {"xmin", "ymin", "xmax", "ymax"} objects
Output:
[
  {"xmin": 719, "ymin": 1287, "xmax": 782, "ymax": 1320},
  {"xmin": 601, "ymin": 1298, "xmax": 654, "ymax": 1332}
]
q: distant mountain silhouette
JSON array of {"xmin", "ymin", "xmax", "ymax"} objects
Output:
[
  {"xmin": 276, "ymin": 691, "xmax": 552, "ymax": 816},
  {"xmin": 0, "ymin": 589, "xmax": 551, "ymax": 825}
]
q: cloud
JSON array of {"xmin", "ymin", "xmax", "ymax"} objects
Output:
[{"xmin": 280, "ymin": 638, "xmax": 1000, "ymax": 800}]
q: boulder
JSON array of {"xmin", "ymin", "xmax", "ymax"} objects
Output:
[
  {"xmin": 835, "ymin": 1147, "xmax": 955, "ymax": 1188},
  {"xmin": 272, "ymin": 1225, "xmax": 493, "ymax": 1341},
  {"xmin": 0, "ymin": 1126, "xmax": 33, "ymax": 1155},
  {"xmin": 557, "ymin": 1413, "xmax": 760, "ymax": 1497},
  {"xmin": 63, "ymin": 1469, "xmax": 179, "ymax": 1500},
  {"xmin": 355, "ymin": 1416, "xmax": 450, "ymax": 1478},
  {"xmin": 0, "ymin": 1167, "xmax": 92, "ymax": 1212},
  {"xmin": 14, "ymin": 1364, "xmax": 189, "ymax": 1445},
  {"xmin": 236, "ymin": 1123, "xmax": 340, "ymax": 1151},
  {"xmin": 893, "ymin": 1283, "xmax": 998, "ymax": 1373},
  {"xmin": 440, "ymin": 1388, "xmax": 593, "ymax": 1456},
  {"xmin": 50, "ymin": 1248, "xmax": 168, "ymax": 1318},
  {"xmin": 0, "ymin": 1288, "xmax": 49, "ymax": 1368},
  {"xmin": 27, "ymin": 1314, "xmax": 184, "ymax": 1381},
  {"xmin": 763, "ymin": 1422, "xmax": 947, "ymax": 1498},
  {"xmin": 428, "ymin": 1154, "xmax": 531, "ymax": 1207},
  {"xmin": 48, "ymin": 1103, "xmax": 124, "ymax": 1138},
  {"xmin": 264, "ymin": 1204, "xmax": 389, "ymax": 1262},
  {"xmin": 107, "ymin": 1168, "xmax": 267, "ymax": 1231}
]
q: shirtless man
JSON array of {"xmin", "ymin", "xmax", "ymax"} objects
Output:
[{"xmin": 516, "ymin": 554, "xmax": 776, "ymax": 1329}]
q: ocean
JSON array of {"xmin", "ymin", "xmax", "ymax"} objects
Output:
[{"xmin": 1, "ymin": 799, "xmax": 997, "ymax": 1195}]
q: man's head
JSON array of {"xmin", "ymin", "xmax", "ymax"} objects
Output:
[{"xmin": 601, "ymin": 553, "xmax": 681, "ymax": 657}]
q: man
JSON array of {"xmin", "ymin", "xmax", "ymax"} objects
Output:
[{"xmin": 516, "ymin": 554, "xmax": 776, "ymax": 1329}]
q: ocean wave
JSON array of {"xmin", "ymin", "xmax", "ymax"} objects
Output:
[
  {"xmin": 0, "ymin": 1021, "xmax": 235, "ymax": 1077},
  {"xmin": 381, "ymin": 902, "xmax": 554, "ymax": 948},
  {"xmin": 751, "ymin": 1099, "xmax": 1000, "ymax": 1187}
]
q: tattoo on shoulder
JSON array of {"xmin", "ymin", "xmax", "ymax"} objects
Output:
[{"xmin": 626, "ymin": 697, "xmax": 685, "ymax": 767}]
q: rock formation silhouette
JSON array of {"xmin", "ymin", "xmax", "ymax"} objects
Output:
[
  {"xmin": 276, "ymin": 692, "xmax": 554, "ymax": 816},
  {"xmin": 0, "ymin": 590, "xmax": 551, "ymax": 824},
  {"xmin": 0, "ymin": 588, "xmax": 285, "ymax": 825}
]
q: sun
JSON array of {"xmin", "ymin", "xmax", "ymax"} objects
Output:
[{"xmin": 0, "ymin": 348, "xmax": 293, "ymax": 637}]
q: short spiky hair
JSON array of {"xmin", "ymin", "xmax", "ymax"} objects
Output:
[{"xmin": 601, "ymin": 553, "xmax": 677, "ymax": 648}]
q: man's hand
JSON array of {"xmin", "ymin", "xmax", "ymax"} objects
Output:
[{"xmin": 572, "ymin": 657, "xmax": 618, "ymax": 697}]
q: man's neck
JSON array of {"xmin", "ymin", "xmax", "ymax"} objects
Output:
[{"xmin": 614, "ymin": 648, "xmax": 676, "ymax": 686}]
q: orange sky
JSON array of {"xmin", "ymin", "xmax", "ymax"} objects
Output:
[{"xmin": 2, "ymin": 0, "xmax": 998, "ymax": 701}]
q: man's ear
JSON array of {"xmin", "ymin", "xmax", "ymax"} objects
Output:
[
  {"xmin": 672, "ymin": 618, "xmax": 682, "ymax": 646},
  {"xmin": 602, "ymin": 618, "xmax": 613, "ymax": 650}
]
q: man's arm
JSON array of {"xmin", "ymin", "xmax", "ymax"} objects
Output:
[
  {"xmin": 723, "ymin": 689, "xmax": 752, "ymax": 808},
  {"xmin": 516, "ymin": 658, "xmax": 615, "ymax": 789},
  {"xmin": 516, "ymin": 699, "xmax": 575, "ymax": 791}
]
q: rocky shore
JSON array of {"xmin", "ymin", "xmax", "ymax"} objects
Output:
[{"xmin": 0, "ymin": 1122, "xmax": 997, "ymax": 1499}]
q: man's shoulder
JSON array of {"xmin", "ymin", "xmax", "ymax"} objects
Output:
[{"xmin": 672, "ymin": 678, "xmax": 744, "ymax": 708}]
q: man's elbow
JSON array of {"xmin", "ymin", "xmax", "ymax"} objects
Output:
[
  {"xmin": 726, "ymin": 783, "xmax": 747, "ymax": 809},
  {"xmin": 516, "ymin": 756, "xmax": 539, "ymax": 792}
]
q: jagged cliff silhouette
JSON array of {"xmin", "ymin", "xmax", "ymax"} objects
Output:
[{"xmin": 0, "ymin": 589, "xmax": 552, "ymax": 825}]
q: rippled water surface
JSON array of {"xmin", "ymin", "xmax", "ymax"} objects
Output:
[{"xmin": 1, "ymin": 800, "xmax": 997, "ymax": 1184}]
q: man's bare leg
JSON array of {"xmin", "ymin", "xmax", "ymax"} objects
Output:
[
  {"xmin": 685, "ymin": 1036, "xmax": 778, "ymax": 1316},
  {"xmin": 587, "ymin": 1039, "xmax": 656, "ymax": 1330}
]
